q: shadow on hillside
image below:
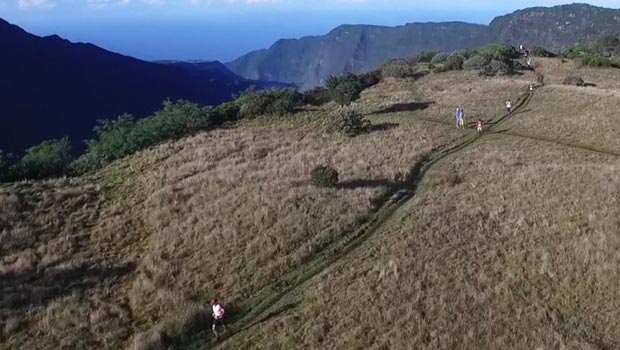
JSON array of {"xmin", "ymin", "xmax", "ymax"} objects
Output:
[
  {"xmin": 337, "ymin": 179, "xmax": 401, "ymax": 190},
  {"xmin": 369, "ymin": 122, "xmax": 400, "ymax": 133},
  {"xmin": 0, "ymin": 261, "xmax": 136, "ymax": 312},
  {"xmin": 371, "ymin": 101, "xmax": 435, "ymax": 115}
]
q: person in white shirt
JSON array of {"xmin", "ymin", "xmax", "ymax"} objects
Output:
[
  {"xmin": 505, "ymin": 100, "xmax": 513, "ymax": 114},
  {"xmin": 211, "ymin": 298, "xmax": 226, "ymax": 338}
]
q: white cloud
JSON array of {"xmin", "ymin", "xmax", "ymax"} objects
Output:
[{"xmin": 17, "ymin": 0, "xmax": 55, "ymax": 10}]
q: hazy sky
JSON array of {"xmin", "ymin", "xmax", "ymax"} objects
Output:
[{"xmin": 1, "ymin": 1, "xmax": 619, "ymax": 61}]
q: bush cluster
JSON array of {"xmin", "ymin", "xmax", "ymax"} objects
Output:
[
  {"xmin": 560, "ymin": 37, "xmax": 620, "ymax": 68},
  {"xmin": 325, "ymin": 74, "xmax": 365, "ymax": 106},
  {"xmin": 237, "ymin": 88, "xmax": 302, "ymax": 119},
  {"xmin": 463, "ymin": 55, "xmax": 490, "ymax": 70},
  {"xmin": 381, "ymin": 58, "xmax": 419, "ymax": 78},
  {"xmin": 531, "ymin": 46, "xmax": 556, "ymax": 58},
  {"xmin": 479, "ymin": 60, "xmax": 513, "ymax": 76},
  {"xmin": 326, "ymin": 106, "xmax": 371, "ymax": 137},
  {"xmin": 310, "ymin": 165, "xmax": 339, "ymax": 188},
  {"xmin": 416, "ymin": 50, "xmax": 439, "ymax": 63},
  {"xmin": 303, "ymin": 70, "xmax": 380, "ymax": 106},
  {"xmin": 0, "ymin": 138, "xmax": 73, "ymax": 181}
]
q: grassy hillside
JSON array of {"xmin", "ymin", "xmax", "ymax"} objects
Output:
[{"xmin": 3, "ymin": 57, "xmax": 620, "ymax": 349}]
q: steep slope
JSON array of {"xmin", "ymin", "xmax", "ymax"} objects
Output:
[
  {"xmin": 227, "ymin": 22, "xmax": 491, "ymax": 89},
  {"xmin": 0, "ymin": 19, "xmax": 255, "ymax": 153},
  {"xmin": 228, "ymin": 3, "xmax": 620, "ymax": 89},
  {"xmin": 491, "ymin": 4, "xmax": 620, "ymax": 49}
]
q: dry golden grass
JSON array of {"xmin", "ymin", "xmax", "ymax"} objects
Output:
[
  {"xmin": 535, "ymin": 57, "xmax": 620, "ymax": 89},
  {"xmin": 0, "ymin": 80, "xmax": 462, "ymax": 349},
  {"xmin": 6, "ymin": 61, "xmax": 619, "ymax": 350},
  {"xmin": 501, "ymin": 59, "xmax": 620, "ymax": 154},
  {"xmin": 219, "ymin": 135, "xmax": 620, "ymax": 350},
  {"xmin": 361, "ymin": 70, "xmax": 537, "ymax": 126}
]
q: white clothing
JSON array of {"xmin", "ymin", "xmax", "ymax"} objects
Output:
[{"xmin": 212, "ymin": 304, "xmax": 225, "ymax": 318}]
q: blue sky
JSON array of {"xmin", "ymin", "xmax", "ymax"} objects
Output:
[{"xmin": 1, "ymin": 1, "xmax": 619, "ymax": 61}]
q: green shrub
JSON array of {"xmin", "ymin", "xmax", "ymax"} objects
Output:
[
  {"xmin": 432, "ymin": 65, "xmax": 450, "ymax": 74},
  {"xmin": 311, "ymin": 165, "xmax": 339, "ymax": 188},
  {"xmin": 303, "ymin": 87, "xmax": 332, "ymax": 106},
  {"xmin": 81, "ymin": 100, "xmax": 215, "ymax": 171},
  {"xmin": 511, "ymin": 59, "xmax": 530, "ymax": 71},
  {"xmin": 463, "ymin": 55, "xmax": 490, "ymax": 70},
  {"xmin": 326, "ymin": 74, "xmax": 364, "ymax": 106},
  {"xmin": 381, "ymin": 58, "xmax": 418, "ymax": 78},
  {"xmin": 237, "ymin": 88, "xmax": 302, "ymax": 118},
  {"xmin": 18, "ymin": 137, "xmax": 73, "ymax": 179},
  {"xmin": 213, "ymin": 101, "xmax": 241, "ymax": 123},
  {"xmin": 531, "ymin": 46, "xmax": 556, "ymax": 58},
  {"xmin": 580, "ymin": 53, "xmax": 612, "ymax": 67},
  {"xmin": 85, "ymin": 114, "xmax": 139, "ymax": 165},
  {"xmin": 563, "ymin": 75, "xmax": 585, "ymax": 86},
  {"xmin": 134, "ymin": 100, "xmax": 214, "ymax": 147},
  {"xmin": 477, "ymin": 44, "xmax": 520, "ymax": 63},
  {"xmin": 416, "ymin": 50, "xmax": 439, "ymax": 63},
  {"xmin": 327, "ymin": 106, "xmax": 370, "ymax": 137},
  {"xmin": 266, "ymin": 89, "xmax": 302, "ymax": 115},
  {"xmin": 430, "ymin": 52, "xmax": 449, "ymax": 64},
  {"xmin": 479, "ymin": 60, "xmax": 512, "ymax": 76},
  {"xmin": 358, "ymin": 70, "xmax": 382, "ymax": 88},
  {"xmin": 445, "ymin": 53, "xmax": 465, "ymax": 70}
]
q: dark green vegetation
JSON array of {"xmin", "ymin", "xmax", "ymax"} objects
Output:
[
  {"xmin": 560, "ymin": 34, "xmax": 620, "ymax": 68},
  {"xmin": 0, "ymin": 70, "xmax": 381, "ymax": 182},
  {"xmin": 227, "ymin": 3, "xmax": 620, "ymax": 89},
  {"xmin": 327, "ymin": 107, "xmax": 371, "ymax": 137},
  {"xmin": 310, "ymin": 165, "xmax": 339, "ymax": 188},
  {"xmin": 0, "ymin": 42, "xmax": 542, "ymax": 183}
]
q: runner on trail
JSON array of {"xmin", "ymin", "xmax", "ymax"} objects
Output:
[
  {"xmin": 529, "ymin": 84, "xmax": 534, "ymax": 95},
  {"xmin": 458, "ymin": 109, "xmax": 465, "ymax": 129},
  {"xmin": 454, "ymin": 108, "xmax": 460, "ymax": 128},
  {"xmin": 505, "ymin": 100, "xmax": 512, "ymax": 114},
  {"xmin": 211, "ymin": 298, "xmax": 226, "ymax": 338},
  {"xmin": 477, "ymin": 118, "xmax": 485, "ymax": 133}
]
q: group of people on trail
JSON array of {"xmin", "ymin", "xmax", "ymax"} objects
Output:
[{"xmin": 455, "ymin": 108, "xmax": 485, "ymax": 134}]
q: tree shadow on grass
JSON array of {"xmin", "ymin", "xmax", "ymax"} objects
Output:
[
  {"xmin": 336, "ymin": 178, "xmax": 402, "ymax": 190},
  {"xmin": 0, "ymin": 261, "xmax": 136, "ymax": 312},
  {"xmin": 368, "ymin": 123, "xmax": 400, "ymax": 133},
  {"xmin": 371, "ymin": 101, "xmax": 435, "ymax": 115}
]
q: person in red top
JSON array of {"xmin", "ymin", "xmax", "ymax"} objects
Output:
[
  {"xmin": 210, "ymin": 298, "xmax": 226, "ymax": 338},
  {"xmin": 476, "ymin": 118, "xmax": 485, "ymax": 133}
]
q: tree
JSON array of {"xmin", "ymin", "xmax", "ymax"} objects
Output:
[
  {"xmin": 19, "ymin": 137, "xmax": 72, "ymax": 179},
  {"xmin": 311, "ymin": 165, "xmax": 339, "ymax": 188},
  {"xmin": 326, "ymin": 74, "xmax": 364, "ymax": 106},
  {"xmin": 327, "ymin": 106, "xmax": 371, "ymax": 137}
]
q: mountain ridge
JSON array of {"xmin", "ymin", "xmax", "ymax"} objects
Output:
[
  {"xmin": 0, "ymin": 18, "xmax": 264, "ymax": 153},
  {"xmin": 227, "ymin": 3, "xmax": 620, "ymax": 89}
]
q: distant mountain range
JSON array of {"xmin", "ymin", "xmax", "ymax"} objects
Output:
[
  {"xmin": 0, "ymin": 19, "xmax": 280, "ymax": 153},
  {"xmin": 227, "ymin": 3, "xmax": 620, "ymax": 89}
]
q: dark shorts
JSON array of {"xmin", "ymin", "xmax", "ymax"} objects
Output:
[{"xmin": 212, "ymin": 317, "xmax": 224, "ymax": 327}]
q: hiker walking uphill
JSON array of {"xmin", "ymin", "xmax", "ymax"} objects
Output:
[
  {"xmin": 210, "ymin": 298, "xmax": 227, "ymax": 339},
  {"xmin": 477, "ymin": 118, "xmax": 485, "ymax": 133},
  {"xmin": 505, "ymin": 100, "xmax": 513, "ymax": 114}
]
